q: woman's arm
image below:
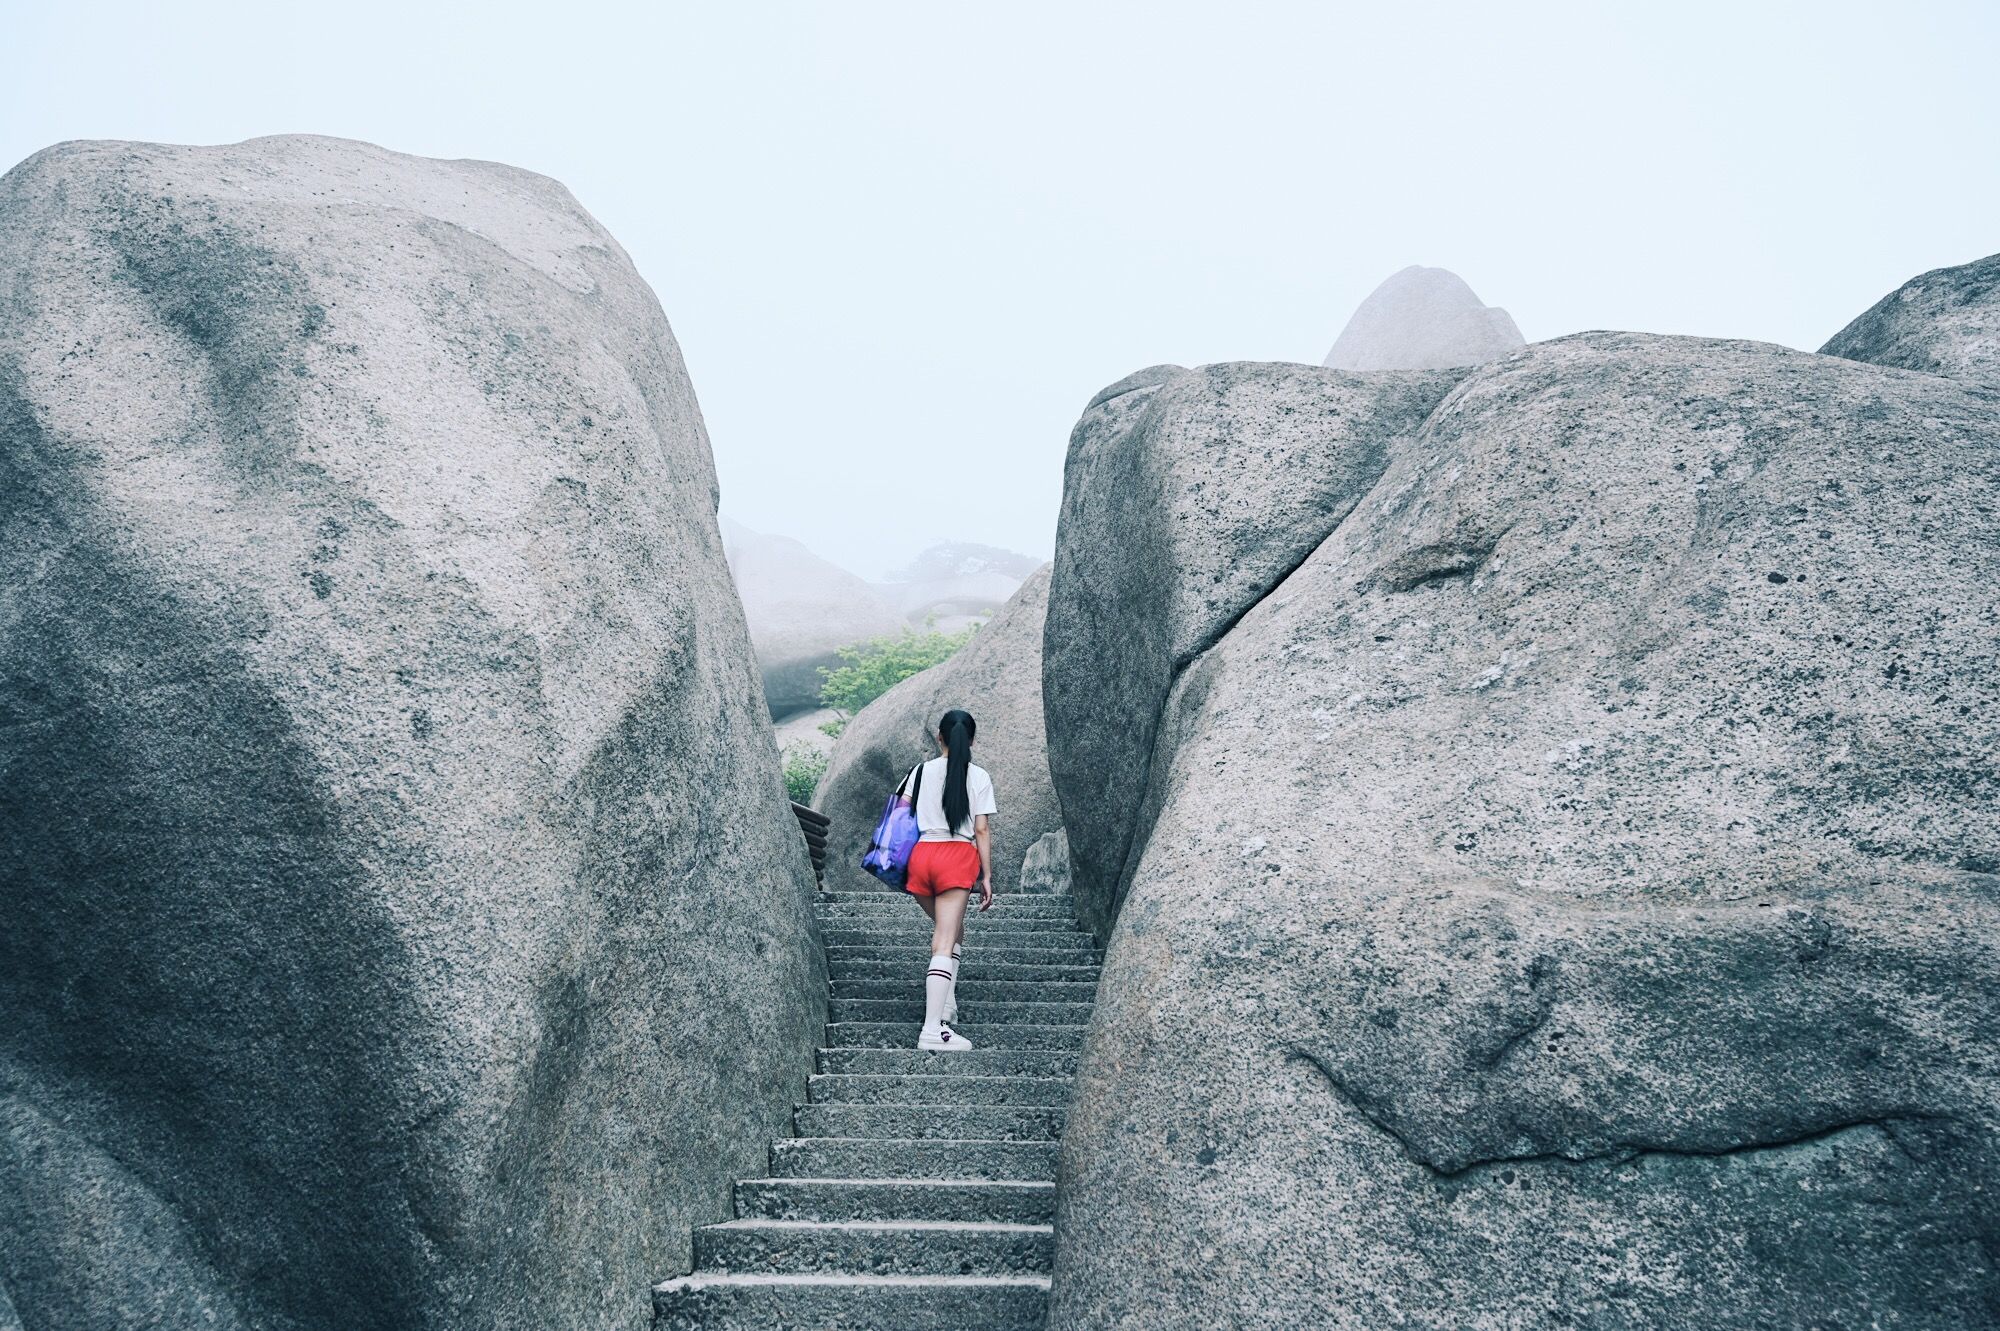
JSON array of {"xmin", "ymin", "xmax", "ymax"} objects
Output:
[{"xmin": 973, "ymin": 814, "xmax": 993, "ymax": 911}]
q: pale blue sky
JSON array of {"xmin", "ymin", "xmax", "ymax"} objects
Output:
[{"xmin": 4, "ymin": 2, "xmax": 1996, "ymax": 576}]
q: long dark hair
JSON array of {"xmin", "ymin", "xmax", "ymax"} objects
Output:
[{"xmin": 938, "ymin": 709, "xmax": 977, "ymax": 833}]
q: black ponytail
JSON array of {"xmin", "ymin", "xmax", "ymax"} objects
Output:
[{"xmin": 939, "ymin": 708, "xmax": 977, "ymax": 834}]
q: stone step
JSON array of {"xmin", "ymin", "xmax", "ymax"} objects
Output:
[
  {"xmin": 794, "ymin": 1102, "xmax": 1066, "ymax": 1142},
  {"xmin": 808, "ymin": 1074, "xmax": 1073, "ymax": 1108},
  {"xmin": 831, "ymin": 979, "xmax": 1099, "ymax": 1004},
  {"xmin": 829, "ymin": 959, "xmax": 1101, "ymax": 984},
  {"xmin": 817, "ymin": 1047, "xmax": 1078, "ymax": 1078},
  {"xmin": 652, "ymin": 1271, "xmax": 1050, "ymax": 1331},
  {"xmin": 816, "ymin": 896, "xmax": 1077, "ymax": 917},
  {"xmin": 824, "ymin": 1022, "xmax": 1087, "ymax": 1051},
  {"xmin": 822, "ymin": 918, "xmax": 1090, "ymax": 938},
  {"xmin": 819, "ymin": 890, "xmax": 1076, "ymax": 907},
  {"xmin": 769, "ymin": 1136, "xmax": 1060, "ymax": 1181},
  {"xmin": 817, "ymin": 913, "xmax": 1080, "ymax": 933},
  {"xmin": 829, "ymin": 998, "xmax": 1096, "ymax": 1025},
  {"xmin": 827, "ymin": 943, "xmax": 1100, "ymax": 968},
  {"xmin": 821, "ymin": 928, "xmax": 1089, "ymax": 951},
  {"xmin": 693, "ymin": 1217, "xmax": 1054, "ymax": 1278},
  {"xmin": 736, "ymin": 1177, "xmax": 1055, "ymax": 1225}
]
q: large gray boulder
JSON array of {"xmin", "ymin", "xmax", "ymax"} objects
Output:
[
  {"xmin": 1046, "ymin": 319, "xmax": 2000, "ymax": 1325},
  {"xmin": 1043, "ymin": 362, "xmax": 1463, "ymax": 936},
  {"xmin": 816, "ymin": 566, "xmax": 1059, "ymax": 897},
  {"xmin": 1322, "ymin": 265, "xmax": 1525, "ymax": 371},
  {"xmin": 0, "ymin": 136, "xmax": 825, "ymax": 1331},
  {"xmin": 1822, "ymin": 251, "xmax": 2000, "ymax": 387},
  {"xmin": 722, "ymin": 518, "xmax": 902, "ymax": 717}
]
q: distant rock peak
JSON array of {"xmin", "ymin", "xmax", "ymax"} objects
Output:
[{"xmin": 1323, "ymin": 265, "xmax": 1525, "ymax": 372}]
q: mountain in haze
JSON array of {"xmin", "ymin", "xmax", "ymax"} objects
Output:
[
  {"xmin": 721, "ymin": 525, "xmax": 1041, "ymax": 714},
  {"xmin": 876, "ymin": 540, "xmax": 1036, "ymax": 632},
  {"xmin": 721, "ymin": 517, "xmax": 902, "ymax": 717},
  {"xmin": 884, "ymin": 541, "xmax": 1042, "ymax": 584},
  {"xmin": 1323, "ymin": 265, "xmax": 1524, "ymax": 371}
]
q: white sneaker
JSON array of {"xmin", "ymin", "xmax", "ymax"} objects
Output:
[{"xmin": 918, "ymin": 1023, "xmax": 974, "ymax": 1052}]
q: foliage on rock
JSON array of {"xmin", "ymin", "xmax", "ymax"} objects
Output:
[
  {"xmin": 782, "ymin": 749, "xmax": 830, "ymax": 805},
  {"xmin": 817, "ymin": 624, "xmax": 978, "ymax": 716}
]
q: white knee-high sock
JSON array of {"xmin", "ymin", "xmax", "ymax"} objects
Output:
[{"xmin": 923, "ymin": 954, "xmax": 956, "ymax": 1035}]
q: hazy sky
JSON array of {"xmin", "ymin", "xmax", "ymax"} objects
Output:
[{"xmin": 5, "ymin": 2, "xmax": 1996, "ymax": 577}]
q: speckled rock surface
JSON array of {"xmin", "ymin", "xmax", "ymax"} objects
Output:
[
  {"xmin": 1048, "ymin": 329, "xmax": 2000, "ymax": 1328},
  {"xmin": 1018, "ymin": 829, "xmax": 1071, "ymax": 895},
  {"xmin": 1822, "ymin": 250, "xmax": 2000, "ymax": 387},
  {"xmin": 722, "ymin": 518, "xmax": 903, "ymax": 717},
  {"xmin": 816, "ymin": 566, "xmax": 1058, "ymax": 896},
  {"xmin": 1042, "ymin": 361, "xmax": 1461, "ymax": 936},
  {"xmin": 1322, "ymin": 265, "xmax": 1525, "ymax": 372},
  {"xmin": 0, "ymin": 135, "xmax": 824, "ymax": 1331}
]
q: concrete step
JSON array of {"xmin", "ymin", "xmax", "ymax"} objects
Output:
[
  {"xmin": 818, "ymin": 921, "xmax": 1084, "ymax": 941},
  {"xmin": 794, "ymin": 1102, "xmax": 1065, "ymax": 1142},
  {"xmin": 831, "ymin": 979, "xmax": 1099, "ymax": 1004},
  {"xmin": 817, "ymin": 913, "xmax": 1080, "ymax": 933},
  {"xmin": 808, "ymin": 1074, "xmax": 1073, "ymax": 1108},
  {"xmin": 693, "ymin": 1218, "xmax": 1054, "ymax": 1278},
  {"xmin": 652, "ymin": 1271, "xmax": 1050, "ymax": 1331},
  {"xmin": 817, "ymin": 1048, "xmax": 1079, "ymax": 1078},
  {"xmin": 816, "ymin": 896, "xmax": 1077, "ymax": 917},
  {"xmin": 829, "ymin": 959, "xmax": 1101, "ymax": 983},
  {"xmin": 819, "ymin": 890, "xmax": 1076, "ymax": 907},
  {"xmin": 829, "ymin": 998, "xmax": 1096, "ymax": 1025},
  {"xmin": 770, "ymin": 1136, "xmax": 1059, "ymax": 1181},
  {"xmin": 827, "ymin": 943, "xmax": 1100, "ymax": 967},
  {"xmin": 821, "ymin": 928, "xmax": 1089, "ymax": 951},
  {"xmin": 824, "ymin": 1022, "xmax": 1087, "ymax": 1051},
  {"xmin": 736, "ymin": 1177, "xmax": 1055, "ymax": 1225}
]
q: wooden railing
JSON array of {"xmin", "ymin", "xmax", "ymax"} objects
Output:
[{"xmin": 791, "ymin": 801, "xmax": 829, "ymax": 886}]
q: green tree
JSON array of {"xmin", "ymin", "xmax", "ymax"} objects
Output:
[
  {"xmin": 817, "ymin": 624, "xmax": 978, "ymax": 716},
  {"xmin": 782, "ymin": 749, "xmax": 829, "ymax": 805}
]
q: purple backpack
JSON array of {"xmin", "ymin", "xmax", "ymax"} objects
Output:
[{"xmin": 860, "ymin": 764, "xmax": 924, "ymax": 890}]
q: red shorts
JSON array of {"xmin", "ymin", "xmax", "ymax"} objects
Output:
[{"xmin": 905, "ymin": 840, "xmax": 981, "ymax": 898}]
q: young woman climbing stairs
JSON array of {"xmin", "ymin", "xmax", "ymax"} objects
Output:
[{"xmin": 651, "ymin": 886, "xmax": 1101, "ymax": 1330}]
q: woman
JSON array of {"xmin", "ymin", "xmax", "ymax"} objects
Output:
[{"xmin": 902, "ymin": 708, "xmax": 996, "ymax": 1051}]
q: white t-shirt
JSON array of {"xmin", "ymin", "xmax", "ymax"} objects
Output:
[{"xmin": 910, "ymin": 756, "xmax": 997, "ymax": 840}]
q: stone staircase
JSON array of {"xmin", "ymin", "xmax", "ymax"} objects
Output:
[{"xmin": 653, "ymin": 889, "xmax": 1100, "ymax": 1330}]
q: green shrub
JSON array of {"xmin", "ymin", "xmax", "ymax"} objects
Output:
[
  {"xmin": 783, "ymin": 749, "xmax": 829, "ymax": 805},
  {"xmin": 818, "ymin": 717, "xmax": 848, "ymax": 740},
  {"xmin": 817, "ymin": 624, "xmax": 977, "ymax": 716}
]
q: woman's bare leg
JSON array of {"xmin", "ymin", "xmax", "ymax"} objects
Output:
[
  {"xmin": 930, "ymin": 889, "xmax": 969, "ymax": 959},
  {"xmin": 918, "ymin": 889, "xmax": 973, "ymax": 1047}
]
